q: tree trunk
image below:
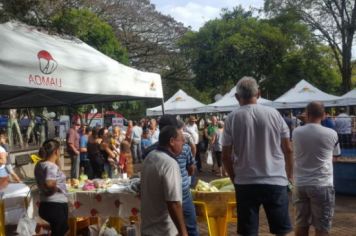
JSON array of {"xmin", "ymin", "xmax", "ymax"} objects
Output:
[{"xmin": 341, "ymin": 44, "xmax": 353, "ymax": 93}]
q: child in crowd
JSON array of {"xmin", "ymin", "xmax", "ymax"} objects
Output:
[
  {"xmin": 119, "ymin": 141, "xmax": 133, "ymax": 177},
  {"xmin": 0, "ymin": 146, "xmax": 21, "ymax": 188},
  {"xmin": 141, "ymin": 129, "xmax": 152, "ymax": 157}
]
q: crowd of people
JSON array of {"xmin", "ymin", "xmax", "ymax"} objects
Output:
[{"xmin": 21, "ymin": 76, "xmax": 346, "ymax": 236}]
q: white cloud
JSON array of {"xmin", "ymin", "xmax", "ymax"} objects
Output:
[
  {"xmin": 153, "ymin": 0, "xmax": 264, "ymax": 30},
  {"xmin": 158, "ymin": 2, "xmax": 221, "ymax": 30}
]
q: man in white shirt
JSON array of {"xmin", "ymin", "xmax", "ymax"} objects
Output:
[
  {"xmin": 334, "ymin": 107, "xmax": 352, "ymax": 148},
  {"xmin": 141, "ymin": 125, "xmax": 188, "ymax": 236},
  {"xmin": 149, "ymin": 118, "xmax": 160, "ymax": 144},
  {"xmin": 222, "ymin": 77, "xmax": 293, "ymax": 236},
  {"xmin": 185, "ymin": 116, "xmax": 199, "ymax": 146},
  {"xmin": 293, "ymin": 102, "xmax": 341, "ymax": 236},
  {"xmin": 131, "ymin": 121, "xmax": 143, "ymax": 163}
]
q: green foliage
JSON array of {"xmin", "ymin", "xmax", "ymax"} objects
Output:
[
  {"xmin": 52, "ymin": 8, "xmax": 128, "ymax": 64},
  {"xmin": 180, "ymin": 7, "xmax": 341, "ymax": 99}
]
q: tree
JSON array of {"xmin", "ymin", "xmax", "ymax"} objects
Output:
[
  {"xmin": 264, "ymin": 0, "xmax": 356, "ymax": 92},
  {"xmin": 52, "ymin": 8, "xmax": 128, "ymax": 63},
  {"xmin": 179, "ymin": 7, "xmax": 341, "ymax": 99},
  {"xmin": 83, "ymin": 0, "xmax": 188, "ymax": 72}
]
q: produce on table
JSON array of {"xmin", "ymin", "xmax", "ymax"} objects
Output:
[{"xmin": 194, "ymin": 178, "xmax": 235, "ymax": 192}]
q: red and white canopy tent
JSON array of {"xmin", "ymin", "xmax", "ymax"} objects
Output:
[{"xmin": 0, "ymin": 21, "xmax": 163, "ymax": 108}]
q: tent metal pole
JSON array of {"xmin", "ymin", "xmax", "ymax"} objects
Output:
[{"xmin": 161, "ymin": 98, "xmax": 165, "ymax": 115}]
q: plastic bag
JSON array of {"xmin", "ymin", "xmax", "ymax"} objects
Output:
[
  {"xmin": 89, "ymin": 218, "xmax": 120, "ymax": 236},
  {"xmin": 16, "ymin": 214, "xmax": 36, "ymax": 236},
  {"xmin": 100, "ymin": 227, "xmax": 119, "ymax": 236},
  {"xmin": 207, "ymin": 150, "xmax": 213, "ymax": 165}
]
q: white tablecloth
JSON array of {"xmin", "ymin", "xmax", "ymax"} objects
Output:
[
  {"xmin": 27, "ymin": 188, "xmax": 140, "ymax": 224},
  {"xmin": 1, "ymin": 183, "xmax": 30, "ymax": 225}
]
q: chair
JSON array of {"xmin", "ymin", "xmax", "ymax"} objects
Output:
[
  {"xmin": 193, "ymin": 201, "xmax": 212, "ymax": 236},
  {"xmin": 222, "ymin": 202, "xmax": 237, "ymax": 236}
]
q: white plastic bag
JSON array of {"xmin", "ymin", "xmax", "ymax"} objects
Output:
[
  {"xmin": 100, "ymin": 227, "xmax": 119, "ymax": 236},
  {"xmin": 207, "ymin": 150, "xmax": 213, "ymax": 165},
  {"xmin": 16, "ymin": 214, "xmax": 36, "ymax": 236}
]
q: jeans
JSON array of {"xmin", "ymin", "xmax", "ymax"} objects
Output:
[
  {"xmin": 183, "ymin": 191, "xmax": 199, "ymax": 236},
  {"xmin": 131, "ymin": 141, "xmax": 142, "ymax": 163},
  {"xmin": 70, "ymin": 153, "xmax": 80, "ymax": 179}
]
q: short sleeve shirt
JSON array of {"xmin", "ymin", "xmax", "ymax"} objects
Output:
[
  {"xmin": 34, "ymin": 161, "xmax": 68, "ymax": 203},
  {"xmin": 222, "ymin": 104, "xmax": 290, "ymax": 186},
  {"xmin": 0, "ymin": 165, "xmax": 10, "ymax": 178},
  {"xmin": 67, "ymin": 128, "xmax": 80, "ymax": 154},
  {"xmin": 141, "ymin": 149, "xmax": 181, "ymax": 236},
  {"xmin": 293, "ymin": 123, "xmax": 340, "ymax": 186},
  {"xmin": 176, "ymin": 144, "xmax": 194, "ymax": 197},
  {"xmin": 80, "ymin": 135, "xmax": 88, "ymax": 149}
]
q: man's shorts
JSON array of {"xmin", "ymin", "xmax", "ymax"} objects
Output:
[
  {"xmin": 293, "ymin": 185, "xmax": 335, "ymax": 232},
  {"xmin": 235, "ymin": 184, "xmax": 292, "ymax": 236}
]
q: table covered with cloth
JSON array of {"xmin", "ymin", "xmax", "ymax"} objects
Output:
[
  {"xmin": 0, "ymin": 183, "xmax": 31, "ymax": 236},
  {"xmin": 27, "ymin": 181, "xmax": 141, "ymax": 235}
]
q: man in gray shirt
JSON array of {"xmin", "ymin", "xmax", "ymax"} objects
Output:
[
  {"xmin": 141, "ymin": 125, "xmax": 188, "ymax": 236},
  {"xmin": 222, "ymin": 77, "xmax": 293, "ymax": 236},
  {"xmin": 293, "ymin": 102, "xmax": 341, "ymax": 236}
]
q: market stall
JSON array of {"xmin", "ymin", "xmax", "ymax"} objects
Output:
[
  {"xmin": 27, "ymin": 178, "xmax": 141, "ymax": 236},
  {"xmin": 146, "ymin": 89, "xmax": 206, "ymax": 116},
  {"xmin": 0, "ymin": 20, "xmax": 163, "ymax": 235},
  {"xmin": 0, "ymin": 21, "xmax": 163, "ymax": 108},
  {"xmin": 272, "ymin": 80, "xmax": 341, "ymax": 109}
]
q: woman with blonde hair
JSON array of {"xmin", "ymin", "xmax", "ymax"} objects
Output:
[{"xmin": 34, "ymin": 139, "xmax": 68, "ymax": 236}]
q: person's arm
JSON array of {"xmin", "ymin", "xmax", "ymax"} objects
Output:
[
  {"xmin": 281, "ymin": 138, "xmax": 293, "ymax": 181},
  {"xmin": 68, "ymin": 143, "xmax": 79, "ymax": 155},
  {"xmin": 189, "ymin": 142, "xmax": 196, "ymax": 157},
  {"xmin": 222, "ymin": 145, "xmax": 234, "ymax": 182},
  {"xmin": 10, "ymin": 171, "xmax": 21, "ymax": 183},
  {"xmin": 187, "ymin": 164, "xmax": 195, "ymax": 176},
  {"xmin": 43, "ymin": 179, "xmax": 58, "ymax": 195},
  {"xmin": 100, "ymin": 142, "xmax": 117, "ymax": 159},
  {"xmin": 166, "ymin": 201, "xmax": 188, "ymax": 236}
]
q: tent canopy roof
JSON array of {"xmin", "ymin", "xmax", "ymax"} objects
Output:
[
  {"xmin": 273, "ymin": 80, "xmax": 340, "ymax": 108},
  {"xmin": 147, "ymin": 89, "xmax": 206, "ymax": 116},
  {"xmin": 342, "ymin": 89, "xmax": 356, "ymax": 98},
  {"xmin": 0, "ymin": 21, "xmax": 163, "ymax": 108},
  {"xmin": 202, "ymin": 85, "xmax": 272, "ymax": 112}
]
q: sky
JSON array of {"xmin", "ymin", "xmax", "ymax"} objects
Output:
[{"xmin": 150, "ymin": 0, "xmax": 264, "ymax": 30}]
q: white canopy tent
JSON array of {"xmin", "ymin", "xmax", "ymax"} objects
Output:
[
  {"xmin": 0, "ymin": 21, "xmax": 163, "ymax": 108},
  {"xmin": 273, "ymin": 80, "xmax": 341, "ymax": 109},
  {"xmin": 334, "ymin": 89, "xmax": 356, "ymax": 106},
  {"xmin": 199, "ymin": 85, "xmax": 272, "ymax": 113},
  {"xmin": 146, "ymin": 89, "xmax": 206, "ymax": 116}
]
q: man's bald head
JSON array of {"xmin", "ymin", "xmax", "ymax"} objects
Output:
[{"xmin": 306, "ymin": 102, "xmax": 325, "ymax": 119}]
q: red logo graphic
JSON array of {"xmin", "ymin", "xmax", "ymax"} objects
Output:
[{"xmin": 37, "ymin": 50, "xmax": 58, "ymax": 74}]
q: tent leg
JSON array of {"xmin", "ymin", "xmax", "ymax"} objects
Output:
[{"xmin": 161, "ymin": 98, "xmax": 165, "ymax": 115}]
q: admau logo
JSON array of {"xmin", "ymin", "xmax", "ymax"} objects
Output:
[
  {"xmin": 37, "ymin": 50, "xmax": 58, "ymax": 74},
  {"xmin": 298, "ymin": 86, "xmax": 315, "ymax": 93},
  {"xmin": 27, "ymin": 50, "xmax": 62, "ymax": 88},
  {"xmin": 174, "ymin": 96, "xmax": 185, "ymax": 102}
]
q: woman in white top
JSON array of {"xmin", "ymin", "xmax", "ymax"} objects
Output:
[{"xmin": 35, "ymin": 139, "xmax": 68, "ymax": 236}]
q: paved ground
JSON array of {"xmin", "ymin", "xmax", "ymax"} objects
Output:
[{"xmin": 196, "ymin": 164, "xmax": 356, "ymax": 236}]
